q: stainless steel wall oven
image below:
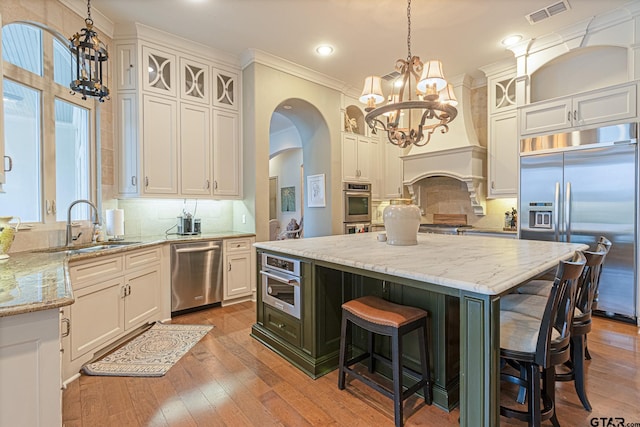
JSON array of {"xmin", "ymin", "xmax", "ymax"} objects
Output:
[
  {"xmin": 343, "ymin": 182, "xmax": 372, "ymax": 225},
  {"xmin": 260, "ymin": 253, "xmax": 301, "ymax": 319}
]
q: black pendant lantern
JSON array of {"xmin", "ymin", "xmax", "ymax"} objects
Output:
[{"xmin": 69, "ymin": 0, "xmax": 109, "ymax": 102}]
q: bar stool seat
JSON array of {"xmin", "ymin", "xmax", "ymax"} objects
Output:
[{"xmin": 338, "ymin": 296, "xmax": 432, "ymax": 427}]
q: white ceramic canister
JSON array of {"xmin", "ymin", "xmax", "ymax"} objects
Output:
[{"xmin": 383, "ymin": 199, "xmax": 420, "ymax": 246}]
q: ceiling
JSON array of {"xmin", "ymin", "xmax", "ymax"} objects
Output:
[{"xmin": 89, "ymin": 0, "xmax": 633, "ymax": 92}]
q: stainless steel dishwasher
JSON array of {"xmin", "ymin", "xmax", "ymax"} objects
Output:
[{"xmin": 170, "ymin": 240, "xmax": 223, "ymax": 313}]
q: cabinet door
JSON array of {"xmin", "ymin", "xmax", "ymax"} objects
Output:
[
  {"xmin": 142, "ymin": 45, "xmax": 176, "ymax": 96},
  {"xmin": 70, "ymin": 278, "xmax": 125, "ymax": 360},
  {"xmin": 142, "ymin": 95, "xmax": 178, "ymax": 195},
  {"xmin": 573, "ymin": 84, "xmax": 636, "ymax": 128},
  {"xmin": 180, "ymin": 103, "xmax": 212, "ymax": 195},
  {"xmin": 212, "ymin": 109, "xmax": 241, "ymax": 197},
  {"xmin": 357, "ymin": 136, "xmax": 371, "ymax": 183},
  {"xmin": 519, "ymin": 98, "xmax": 571, "ymax": 136},
  {"xmin": 383, "ymin": 141, "xmax": 403, "ymax": 199},
  {"xmin": 342, "ymin": 133, "xmax": 358, "ymax": 181},
  {"xmin": 180, "ymin": 57, "xmax": 210, "ymax": 104},
  {"xmin": 212, "ymin": 67, "xmax": 238, "ymax": 111},
  {"xmin": 115, "ymin": 43, "xmax": 137, "ymax": 91},
  {"xmin": 117, "ymin": 93, "xmax": 139, "ymax": 195},
  {"xmin": 224, "ymin": 252, "xmax": 252, "ymax": 299},
  {"xmin": 124, "ymin": 266, "xmax": 161, "ymax": 330},
  {"xmin": 488, "ymin": 113, "xmax": 518, "ymax": 198}
]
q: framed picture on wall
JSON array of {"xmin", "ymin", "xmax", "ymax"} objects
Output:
[
  {"xmin": 281, "ymin": 186, "xmax": 295, "ymax": 212},
  {"xmin": 307, "ymin": 174, "xmax": 325, "ymax": 208}
]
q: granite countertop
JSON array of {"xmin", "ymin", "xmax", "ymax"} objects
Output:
[
  {"xmin": 254, "ymin": 233, "xmax": 587, "ymax": 295},
  {"xmin": 0, "ymin": 231, "xmax": 255, "ymax": 318}
]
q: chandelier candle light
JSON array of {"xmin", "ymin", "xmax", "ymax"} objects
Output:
[
  {"xmin": 69, "ymin": 0, "xmax": 109, "ymax": 101},
  {"xmin": 360, "ymin": 0, "xmax": 457, "ymax": 148}
]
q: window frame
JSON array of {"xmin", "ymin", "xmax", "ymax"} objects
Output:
[{"xmin": 2, "ymin": 21, "xmax": 97, "ymax": 225}]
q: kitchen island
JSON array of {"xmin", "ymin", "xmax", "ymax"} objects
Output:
[{"xmin": 252, "ymin": 232, "xmax": 588, "ymax": 427}]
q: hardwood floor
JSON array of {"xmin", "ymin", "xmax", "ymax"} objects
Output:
[{"xmin": 63, "ymin": 302, "xmax": 640, "ymax": 426}]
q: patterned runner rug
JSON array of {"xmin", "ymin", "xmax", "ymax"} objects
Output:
[{"xmin": 82, "ymin": 323, "xmax": 213, "ymax": 377}]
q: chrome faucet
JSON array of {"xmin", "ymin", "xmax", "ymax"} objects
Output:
[{"xmin": 66, "ymin": 199, "xmax": 100, "ymax": 247}]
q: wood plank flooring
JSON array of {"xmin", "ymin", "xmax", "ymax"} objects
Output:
[{"xmin": 63, "ymin": 302, "xmax": 640, "ymax": 426}]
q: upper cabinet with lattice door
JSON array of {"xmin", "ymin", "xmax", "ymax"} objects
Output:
[
  {"xmin": 142, "ymin": 45, "xmax": 177, "ymax": 97},
  {"xmin": 180, "ymin": 57, "xmax": 210, "ymax": 104},
  {"xmin": 212, "ymin": 67, "xmax": 239, "ymax": 111}
]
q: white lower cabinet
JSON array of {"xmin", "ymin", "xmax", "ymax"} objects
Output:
[
  {"xmin": 124, "ymin": 266, "xmax": 161, "ymax": 330},
  {"xmin": 1, "ymin": 309, "xmax": 61, "ymax": 427},
  {"xmin": 70, "ymin": 277, "xmax": 125, "ymax": 361},
  {"xmin": 62, "ymin": 247, "xmax": 163, "ymax": 383},
  {"xmin": 223, "ymin": 237, "xmax": 256, "ymax": 303}
]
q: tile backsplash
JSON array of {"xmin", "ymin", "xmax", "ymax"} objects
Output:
[{"xmin": 9, "ymin": 198, "xmax": 235, "ymax": 253}]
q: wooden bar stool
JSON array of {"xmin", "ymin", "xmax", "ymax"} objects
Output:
[{"xmin": 338, "ymin": 296, "xmax": 432, "ymax": 427}]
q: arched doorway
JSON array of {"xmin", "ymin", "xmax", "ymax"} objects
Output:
[{"xmin": 268, "ymin": 98, "xmax": 332, "ymax": 238}]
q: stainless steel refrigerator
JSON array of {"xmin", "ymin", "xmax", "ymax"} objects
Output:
[{"xmin": 520, "ymin": 123, "xmax": 638, "ymax": 321}]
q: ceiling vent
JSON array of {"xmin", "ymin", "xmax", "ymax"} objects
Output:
[
  {"xmin": 526, "ymin": 0, "xmax": 571, "ymax": 24},
  {"xmin": 381, "ymin": 71, "xmax": 401, "ymax": 81}
]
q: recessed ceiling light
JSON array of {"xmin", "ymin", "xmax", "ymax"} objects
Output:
[
  {"xmin": 501, "ymin": 35, "xmax": 523, "ymax": 47},
  {"xmin": 315, "ymin": 45, "xmax": 334, "ymax": 56},
  {"xmin": 282, "ymin": 105, "xmax": 292, "ymax": 110}
]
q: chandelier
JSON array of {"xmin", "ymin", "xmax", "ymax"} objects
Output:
[
  {"xmin": 359, "ymin": 0, "xmax": 457, "ymax": 148},
  {"xmin": 69, "ymin": 0, "xmax": 109, "ymax": 102}
]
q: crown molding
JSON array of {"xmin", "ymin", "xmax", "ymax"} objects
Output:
[{"xmin": 241, "ymin": 48, "xmax": 348, "ymax": 93}]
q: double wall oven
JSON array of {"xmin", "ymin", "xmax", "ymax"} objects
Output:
[{"xmin": 343, "ymin": 182, "xmax": 372, "ymax": 234}]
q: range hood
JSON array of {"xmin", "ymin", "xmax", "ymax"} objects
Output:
[{"xmin": 401, "ymin": 74, "xmax": 487, "ymax": 215}]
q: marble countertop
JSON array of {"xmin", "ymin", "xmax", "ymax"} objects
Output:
[
  {"xmin": 254, "ymin": 233, "xmax": 587, "ymax": 295},
  {"xmin": 462, "ymin": 228, "xmax": 517, "ymax": 235},
  {"xmin": 0, "ymin": 231, "xmax": 254, "ymax": 318}
]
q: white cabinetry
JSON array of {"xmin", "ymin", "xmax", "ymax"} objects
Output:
[
  {"xmin": 1, "ymin": 309, "xmax": 61, "ymax": 427},
  {"xmin": 180, "ymin": 57, "xmax": 210, "ymax": 104},
  {"xmin": 482, "ymin": 64, "xmax": 518, "ymax": 198},
  {"xmin": 181, "ymin": 103, "xmax": 212, "ymax": 195},
  {"xmin": 142, "ymin": 95, "xmax": 178, "ymax": 194},
  {"xmin": 223, "ymin": 237, "xmax": 256, "ymax": 303},
  {"xmin": 213, "ymin": 109, "xmax": 241, "ymax": 197},
  {"xmin": 115, "ymin": 32, "xmax": 242, "ymax": 199},
  {"xmin": 342, "ymin": 133, "xmax": 372, "ymax": 183},
  {"xmin": 62, "ymin": 247, "xmax": 163, "ymax": 382},
  {"xmin": 142, "ymin": 45, "xmax": 177, "ymax": 97},
  {"xmin": 520, "ymin": 83, "xmax": 637, "ymax": 136},
  {"xmin": 488, "ymin": 113, "xmax": 518, "ymax": 197},
  {"xmin": 383, "ymin": 141, "xmax": 403, "ymax": 199}
]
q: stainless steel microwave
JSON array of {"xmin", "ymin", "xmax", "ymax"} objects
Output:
[{"xmin": 343, "ymin": 182, "xmax": 372, "ymax": 223}]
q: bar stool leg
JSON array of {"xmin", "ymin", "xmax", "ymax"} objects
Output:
[
  {"xmin": 545, "ymin": 365, "xmax": 560, "ymax": 427},
  {"xmin": 368, "ymin": 331, "xmax": 375, "ymax": 373},
  {"xmin": 338, "ymin": 315, "xmax": 349, "ymax": 390},
  {"xmin": 391, "ymin": 328, "xmax": 403, "ymax": 427},
  {"xmin": 418, "ymin": 321, "xmax": 432, "ymax": 405},
  {"xmin": 573, "ymin": 334, "xmax": 592, "ymax": 411}
]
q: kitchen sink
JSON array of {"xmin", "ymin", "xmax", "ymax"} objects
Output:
[{"xmin": 36, "ymin": 241, "xmax": 142, "ymax": 253}]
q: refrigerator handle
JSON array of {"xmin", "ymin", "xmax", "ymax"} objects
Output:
[
  {"xmin": 565, "ymin": 182, "xmax": 572, "ymax": 242},
  {"xmin": 554, "ymin": 181, "xmax": 560, "ymax": 242}
]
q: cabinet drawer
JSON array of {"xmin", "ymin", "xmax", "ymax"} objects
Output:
[
  {"xmin": 125, "ymin": 247, "xmax": 161, "ymax": 270},
  {"xmin": 264, "ymin": 305, "xmax": 301, "ymax": 347},
  {"xmin": 225, "ymin": 237, "xmax": 253, "ymax": 253},
  {"xmin": 69, "ymin": 255, "xmax": 124, "ymax": 289}
]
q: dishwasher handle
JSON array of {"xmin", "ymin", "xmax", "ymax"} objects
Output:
[{"xmin": 175, "ymin": 245, "xmax": 220, "ymax": 254}]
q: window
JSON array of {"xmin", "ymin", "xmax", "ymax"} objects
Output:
[{"xmin": 0, "ymin": 22, "xmax": 95, "ymax": 223}]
